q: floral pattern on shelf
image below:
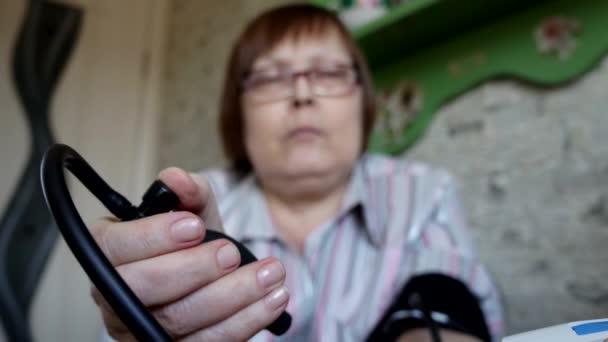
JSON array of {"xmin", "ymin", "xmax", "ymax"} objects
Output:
[
  {"xmin": 375, "ymin": 80, "xmax": 423, "ymax": 145},
  {"xmin": 534, "ymin": 16, "xmax": 582, "ymax": 61},
  {"xmin": 317, "ymin": 0, "xmax": 407, "ymax": 28}
]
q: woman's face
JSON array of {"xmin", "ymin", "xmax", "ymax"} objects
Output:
[{"xmin": 241, "ymin": 30, "xmax": 363, "ymax": 186}]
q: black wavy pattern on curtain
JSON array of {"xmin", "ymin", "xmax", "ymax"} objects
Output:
[{"xmin": 0, "ymin": 1, "xmax": 81, "ymax": 340}]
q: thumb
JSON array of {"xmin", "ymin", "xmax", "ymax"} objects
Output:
[
  {"xmin": 157, "ymin": 167, "xmax": 224, "ymax": 233},
  {"xmin": 190, "ymin": 172, "xmax": 225, "ymax": 233}
]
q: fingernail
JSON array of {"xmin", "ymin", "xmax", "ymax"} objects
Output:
[
  {"xmin": 216, "ymin": 243, "xmax": 240, "ymax": 270},
  {"xmin": 171, "ymin": 218, "xmax": 203, "ymax": 242},
  {"xmin": 257, "ymin": 261, "xmax": 285, "ymax": 288},
  {"xmin": 265, "ymin": 286, "xmax": 289, "ymax": 310}
]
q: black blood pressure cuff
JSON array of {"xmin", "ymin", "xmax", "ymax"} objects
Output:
[{"xmin": 366, "ymin": 273, "xmax": 492, "ymax": 342}]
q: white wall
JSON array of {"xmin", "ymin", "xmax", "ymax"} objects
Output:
[{"xmin": 0, "ymin": 0, "xmax": 168, "ymax": 340}]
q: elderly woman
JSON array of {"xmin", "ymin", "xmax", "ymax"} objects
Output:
[{"xmin": 92, "ymin": 4, "xmax": 504, "ymax": 342}]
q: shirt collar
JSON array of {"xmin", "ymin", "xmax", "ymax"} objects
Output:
[{"xmin": 337, "ymin": 155, "xmax": 385, "ymax": 247}]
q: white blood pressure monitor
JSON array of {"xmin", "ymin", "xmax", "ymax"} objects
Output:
[{"xmin": 503, "ymin": 319, "xmax": 608, "ymax": 342}]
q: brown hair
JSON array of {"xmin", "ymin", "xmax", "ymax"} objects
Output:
[{"xmin": 219, "ymin": 3, "xmax": 376, "ymax": 173}]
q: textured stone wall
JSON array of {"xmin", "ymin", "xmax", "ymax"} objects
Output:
[
  {"xmin": 408, "ymin": 57, "xmax": 608, "ymax": 334},
  {"xmin": 159, "ymin": 1, "xmax": 608, "ymax": 335}
]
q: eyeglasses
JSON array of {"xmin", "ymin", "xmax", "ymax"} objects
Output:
[{"xmin": 241, "ymin": 64, "xmax": 358, "ymax": 103}]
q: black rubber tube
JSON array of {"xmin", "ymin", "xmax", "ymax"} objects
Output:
[{"xmin": 40, "ymin": 144, "xmax": 291, "ymax": 341}]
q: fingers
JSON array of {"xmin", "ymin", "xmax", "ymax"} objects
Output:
[
  {"xmin": 157, "ymin": 167, "xmax": 224, "ymax": 232},
  {"xmin": 190, "ymin": 172, "xmax": 224, "ymax": 233},
  {"xmin": 180, "ymin": 287, "xmax": 289, "ymax": 342},
  {"xmin": 91, "ymin": 238, "xmax": 245, "ymax": 340},
  {"xmin": 91, "ymin": 211, "xmax": 205, "ymax": 266},
  {"xmin": 93, "ymin": 257, "xmax": 289, "ymax": 342},
  {"xmin": 152, "ymin": 257, "xmax": 288, "ymax": 338},
  {"xmin": 158, "ymin": 167, "xmax": 208, "ymax": 215},
  {"xmin": 116, "ymin": 239, "xmax": 241, "ymax": 306},
  {"xmin": 91, "ymin": 233, "xmax": 289, "ymax": 340}
]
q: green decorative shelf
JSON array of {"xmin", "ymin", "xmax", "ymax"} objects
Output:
[{"xmin": 313, "ymin": 0, "xmax": 608, "ymax": 154}]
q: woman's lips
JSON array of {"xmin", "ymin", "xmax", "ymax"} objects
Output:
[{"xmin": 286, "ymin": 126, "xmax": 323, "ymax": 141}]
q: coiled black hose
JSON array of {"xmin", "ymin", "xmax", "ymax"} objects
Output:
[{"xmin": 40, "ymin": 143, "xmax": 291, "ymax": 341}]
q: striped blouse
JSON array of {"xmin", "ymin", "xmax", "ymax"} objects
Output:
[{"xmin": 203, "ymin": 153, "xmax": 504, "ymax": 341}]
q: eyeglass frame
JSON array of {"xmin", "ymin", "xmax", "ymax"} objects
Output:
[{"xmin": 240, "ymin": 63, "xmax": 360, "ymax": 104}]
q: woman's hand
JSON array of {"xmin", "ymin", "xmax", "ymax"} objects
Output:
[
  {"xmin": 90, "ymin": 168, "xmax": 289, "ymax": 341},
  {"xmin": 397, "ymin": 328, "xmax": 483, "ymax": 342}
]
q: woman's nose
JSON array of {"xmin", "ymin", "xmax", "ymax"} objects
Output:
[{"xmin": 291, "ymin": 73, "xmax": 314, "ymax": 106}]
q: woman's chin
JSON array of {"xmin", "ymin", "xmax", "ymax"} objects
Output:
[
  {"xmin": 285, "ymin": 159, "xmax": 353, "ymax": 183},
  {"xmin": 283, "ymin": 150, "xmax": 331, "ymax": 173},
  {"xmin": 253, "ymin": 146, "xmax": 356, "ymax": 182},
  {"xmin": 285, "ymin": 160, "xmax": 328, "ymax": 176}
]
